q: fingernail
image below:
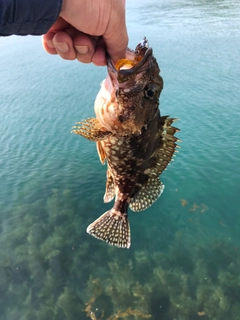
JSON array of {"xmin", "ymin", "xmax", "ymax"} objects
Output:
[
  {"xmin": 55, "ymin": 42, "xmax": 69, "ymax": 53},
  {"xmin": 45, "ymin": 40, "xmax": 55, "ymax": 49},
  {"xmin": 75, "ymin": 46, "xmax": 89, "ymax": 54}
]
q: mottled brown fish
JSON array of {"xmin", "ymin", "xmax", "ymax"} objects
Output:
[{"xmin": 72, "ymin": 38, "xmax": 180, "ymax": 249}]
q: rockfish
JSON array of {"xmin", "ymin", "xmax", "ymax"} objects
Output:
[{"xmin": 72, "ymin": 38, "xmax": 180, "ymax": 249}]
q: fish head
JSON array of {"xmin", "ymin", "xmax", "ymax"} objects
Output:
[{"xmin": 94, "ymin": 38, "xmax": 163, "ymax": 134}]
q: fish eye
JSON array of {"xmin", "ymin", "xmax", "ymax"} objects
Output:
[
  {"xmin": 146, "ymin": 88, "xmax": 155, "ymax": 97},
  {"xmin": 144, "ymin": 83, "xmax": 158, "ymax": 99}
]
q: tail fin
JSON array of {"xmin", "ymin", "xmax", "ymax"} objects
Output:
[{"xmin": 86, "ymin": 209, "xmax": 131, "ymax": 248}]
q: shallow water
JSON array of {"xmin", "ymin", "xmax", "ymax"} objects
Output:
[{"xmin": 0, "ymin": 0, "xmax": 240, "ymax": 319}]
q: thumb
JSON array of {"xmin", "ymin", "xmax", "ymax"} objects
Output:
[{"xmin": 103, "ymin": 0, "xmax": 128, "ymax": 63}]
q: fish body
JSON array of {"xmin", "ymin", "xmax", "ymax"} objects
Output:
[{"xmin": 72, "ymin": 38, "xmax": 180, "ymax": 248}]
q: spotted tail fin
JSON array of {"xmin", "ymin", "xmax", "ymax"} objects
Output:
[{"xmin": 87, "ymin": 209, "xmax": 130, "ymax": 248}]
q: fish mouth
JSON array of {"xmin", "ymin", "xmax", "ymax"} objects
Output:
[{"xmin": 107, "ymin": 38, "xmax": 153, "ymax": 81}]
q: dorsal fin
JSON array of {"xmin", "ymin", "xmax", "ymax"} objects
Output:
[
  {"xmin": 103, "ymin": 170, "xmax": 115, "ymax": 203},
  {"xmin": 72, "ymin": 118, "xmax": 112, "ymax": 141},
  {"xmin": 130, "ymin": 178, "xmax": 164, "ymax": 212},
  {"xmin": 151, "ymin": 117, "xmax": 180, "ymax": 175}
]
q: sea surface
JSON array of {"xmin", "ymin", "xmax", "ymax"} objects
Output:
[{"xmin": 0, "ymin": 0, "xmax": 240, "ymax": 319}]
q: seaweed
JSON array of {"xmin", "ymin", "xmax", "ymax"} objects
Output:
[
  {"xmin": 0, "ymin": 182, "xmax": 240, "ymax": 320},
  {"xmin": 84, "ymin": 277, "xmax": 151, "ymax": 320}
]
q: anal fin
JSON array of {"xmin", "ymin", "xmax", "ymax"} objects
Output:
[
  {"xmin": 130, "ymin": 177, "xmax": 164, "ymax": 212},
  {"xmin": 72, "ymin": 118, "xmax": 112, "ymax": 141},
  {"xmin": 103, "ymin": 170, "xmax": 115, "ymax": 203},
  {"xmin": 87, "ymin": 209, "xmax": 130, "ymax": 248}
]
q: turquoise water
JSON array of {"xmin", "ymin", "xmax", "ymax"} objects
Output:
[{"xmin": 0, "ymin": 0, "xmax": 240, "ymax": 319}]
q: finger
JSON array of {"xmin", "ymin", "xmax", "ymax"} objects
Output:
[
  {"xmin": 104, "ymin": 0, "xmax": 128, "ymax": 63},
  {"xmin": 92, "ymin": 46, "xmax": 107, "ymax": 66},
  {"xmin": 52, "ymin": 32, "xmax": 77, "ymax": 60},
  {"xmin": 92, "ymin": 38, "xmax": 107, "ymax": 66},
  {"xmin": 42, "ymin": 27, "xmax": 80, "ymax": 56},
  {"xmin": 42, "ymin": 17, "xmax": 70, "ymax": 54},
  {"xmin": 73, "ymin": 34, "xmax": 98, "ymax": 64},
  {"xmin": 42, "ymin": 32, "xmax": 58, "ymax": 55}
]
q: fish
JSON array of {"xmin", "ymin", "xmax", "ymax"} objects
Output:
[{"xmin": 72, "ymin": 38, "xmax": 180, "ymax": 249}]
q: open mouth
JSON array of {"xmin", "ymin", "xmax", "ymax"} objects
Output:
[{"xmin": 107, "ymin": 38, "xmax": 152, "ymax": 77}]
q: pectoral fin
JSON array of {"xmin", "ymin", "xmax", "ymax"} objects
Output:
[{"xmin": 72, "ymin": 118, "xmax": 112, "ymax": 142}]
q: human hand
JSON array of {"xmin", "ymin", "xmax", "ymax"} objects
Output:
[{"xmin": 42, "ymin": 0, "xmax": 128, "ymax": 66}]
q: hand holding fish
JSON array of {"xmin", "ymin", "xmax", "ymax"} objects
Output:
[{"xmin": 42, "ymin": 0, "xmax": 128, "ymax": 66}]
